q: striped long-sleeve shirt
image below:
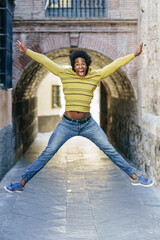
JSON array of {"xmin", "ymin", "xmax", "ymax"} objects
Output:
[{"xmin": 26, "ymin": 49, "xmax": 135, "ymax": 112}]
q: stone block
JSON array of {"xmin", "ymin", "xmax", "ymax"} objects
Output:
[{"xmin": 0, "ymin": 124, "xmax": 16, "ymax": 181}]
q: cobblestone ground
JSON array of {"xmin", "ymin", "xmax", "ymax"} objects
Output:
[{"xmin": 0, "ymin": 133, "xmax": 160, "ymax": 240}]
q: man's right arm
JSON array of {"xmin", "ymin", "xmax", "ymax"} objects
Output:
[
  {"xmin": 16, "ymin": 38, "xmax": 64, "ymax": 76},
  {"xmin": 26, "ymin": 49, "xmax": 64, "ymax": 76}
]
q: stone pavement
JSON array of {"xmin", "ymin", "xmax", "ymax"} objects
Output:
[{"xmin": 0, "ymin": 133, "xmax": 160, "ymax": 240}]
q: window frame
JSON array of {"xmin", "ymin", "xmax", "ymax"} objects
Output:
[
  {"xmin": 45, "ymin": 0, "xmax": 108, "ymax": 18},
  {"xmin": 51, "ymin": 85, "xmax": 62, "ymax": 108}
]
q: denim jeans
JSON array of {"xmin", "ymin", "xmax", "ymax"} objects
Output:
[{"xmin": 22, "ymin": 115, "xmax": 136, "ymax": 183}]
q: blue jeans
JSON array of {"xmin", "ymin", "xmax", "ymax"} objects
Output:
[{"xmin": 22, "ymin": 115, "xmax": 136, "ymax": 183}]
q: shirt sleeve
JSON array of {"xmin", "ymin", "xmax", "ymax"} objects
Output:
[
  {"xmin": 97, "ymin": 53, "xmax": 135, "ymax": 79},
  {"xmin": 26, "ymin": 49, "xmax": 64, "ymax": 76}
]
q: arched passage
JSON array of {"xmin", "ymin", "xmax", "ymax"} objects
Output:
[{"xmin": 13, "ymin": 38, "xmax": 137, "ymax": 160}]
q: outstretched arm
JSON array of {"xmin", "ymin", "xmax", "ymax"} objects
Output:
[
  {"xmin": 98, "ymin": 42, "xmax": 143, "ymax": 79},
  {"xmin": 16, "ymin": 38, "xmax": 64, "ymax": 76}
]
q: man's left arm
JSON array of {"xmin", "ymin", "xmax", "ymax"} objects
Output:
[{"xmin": 98, "ymin": 42, "xmax": 143, "ymax": 79}]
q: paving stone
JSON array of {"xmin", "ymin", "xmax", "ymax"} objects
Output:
[{"xmin": 0, "ymin": 134, "xmax": 160, "ymax": 240}]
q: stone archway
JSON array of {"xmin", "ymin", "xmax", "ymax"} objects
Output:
[{"xmin": 13, "ymin": 36, "xmax": 137, "ymax": 159}]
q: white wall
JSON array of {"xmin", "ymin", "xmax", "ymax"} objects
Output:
[
  {"xmin": 37, "ymin": 72, "xmax": 65, "ymax": 117},
  {"xmin": 37, "ymin": 72, "xmax": 100, "ymax": 123}
]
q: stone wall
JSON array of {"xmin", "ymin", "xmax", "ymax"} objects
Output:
[
  {"xmin": 125, "ymin": 114, "xmax": 160, "ymax": 185},
  {"xmin": 0, "ymin": 124, "xmax": 16, "ymax": 181},
  {"xmin": 138, "ymin": 114, "xmax": 160, "ymax": 182},
  {"xmin": 132, "ymin": 0, "xmax": 160, "ymax": 185},
  {"xmin": 0, "ymin": 90, "xmax": 15, "ymax": 181},
  {"xmin": 12, "ymin": 97, "xmax": 38, "ymax": 154},
  {"xmin": 138, "ymin": 0, "xmax": 160, "ymax": 119},
  {"xmin": 109, "ymin": 97, "xmax": 137, "ymax": 152},
  {"xmin": 107, "ymin": 0, "xmax": 160, "ymax": 185}
]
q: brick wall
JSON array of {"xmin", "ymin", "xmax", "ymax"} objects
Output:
[
  {"xmin": 12, "ymin": 20, "xmax": 137, "ymax": 89},
  {"xmin": 108, "ymin": 0, "xmax": 138, "ymax": 19},
  {"xmin": 14, "ymin": 0, "xmax": 138, "ymax": 20},
  {"xmin": 14, "ymin": 0, "xmax": 45, "ymax": 19}
]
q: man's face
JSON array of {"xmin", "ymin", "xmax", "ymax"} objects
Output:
[{"xmin": 74, "ymin": 57, "xmax": 87, "ymax": 78}]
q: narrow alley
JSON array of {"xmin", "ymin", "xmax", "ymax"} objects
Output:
[{"xmin": 0, "ymin": 133, "xmax": 160, "ymax": 240}]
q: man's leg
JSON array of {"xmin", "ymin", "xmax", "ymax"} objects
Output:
[
  {"xmin": 80, "ymin": 117, "xmax": 153, "ymax": 186},
  {"xmin": 21, "ymin": 123, "xmax": 74, "ymax": 183},
  {"xmin": 4, "ymin": 118, "xmax": 77, "ymax": 192}
]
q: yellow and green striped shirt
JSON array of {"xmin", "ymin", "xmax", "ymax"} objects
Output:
[{"xmin": 26, "ymin": 49, "xmax": 135, "ymax": 112}]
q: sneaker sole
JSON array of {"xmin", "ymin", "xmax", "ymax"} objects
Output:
[
  {"xmin": 131, "ymin": 181, "xmax": 154, "ymax": 187},
  {"xmin": 4, "ymin": 186, "xmax": 23, "ymax": 193}
]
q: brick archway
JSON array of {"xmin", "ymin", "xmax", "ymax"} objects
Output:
[{"xmin": 13, "ymin": 35, "xmax": 136, "ymax": 96}]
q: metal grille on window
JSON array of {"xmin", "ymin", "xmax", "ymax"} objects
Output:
[
  {"xmin": 45, "ymin": 0, "xmax": 107, "ymax": 18},
  {"xmin": 0, "ymin": 0, "xmax": 14, "ymax": 89},
  {"xmin": 52, "ymin": 85, "xmax": 61, "ymax": 108}
]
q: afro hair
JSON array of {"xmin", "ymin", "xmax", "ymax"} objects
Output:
[{"xmin": 69, "ymin": 50, "xmax": 92, "ymax": 73}]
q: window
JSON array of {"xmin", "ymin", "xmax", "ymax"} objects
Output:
[
  {"xmin": 45, "ymin": 0, "xmax": 108, "ymax": 18},
  {"xmin": 51, "ymin": 85, "xmax": 61, "ymax": 108},
  {"xmin": 0, "ymin": 0, "xmax": 14, "ymax": 89}
]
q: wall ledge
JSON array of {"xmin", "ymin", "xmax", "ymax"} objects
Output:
[{"xmin": 142, "ymin": 113, "xmax": 160, "ymax": 137}]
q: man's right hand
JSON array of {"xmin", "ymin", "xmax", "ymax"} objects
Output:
[{"xmin": 16, "ymin": 38, "xmax": 27, "ymax": 53}]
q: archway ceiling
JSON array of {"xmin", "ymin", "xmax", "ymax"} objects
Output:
[{"xmin": 14, "ymin": 48, "xmax": 135, "ymax": 101}]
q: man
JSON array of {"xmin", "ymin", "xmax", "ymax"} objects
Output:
[{"xmin": 4, "ymin": 39, "xmax": 153, "ymax": 193}]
